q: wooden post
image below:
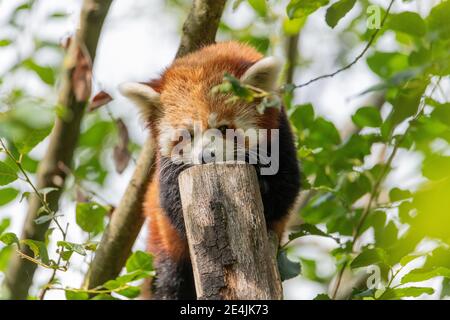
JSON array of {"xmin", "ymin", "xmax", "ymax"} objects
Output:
[{"xmin": 178, "ymin": 163, "xmax": 283, "ymax": 300}]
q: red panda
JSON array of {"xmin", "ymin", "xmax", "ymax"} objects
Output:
[{"xmin": 120, "ymin": 41, "xmax": 301, "ymax": 299}]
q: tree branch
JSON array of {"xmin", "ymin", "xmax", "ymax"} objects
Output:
[
  {"xmin": 4, "ymin": 0, "xmax": 113, "ymax": 300},
  {"xmin": 179, "ymin": 164, "xmax": 282, "ymax": 299},
  {"xmin": 293, "ymin": 0, "xmax": 395, "ymax": 90}
]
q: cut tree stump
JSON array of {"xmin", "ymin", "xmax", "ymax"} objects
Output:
[{"xmin": 178, "ymin": 163, "xmax": 283, "ymax": 300}]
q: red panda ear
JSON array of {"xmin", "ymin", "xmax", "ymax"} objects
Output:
[
  {"xmin": 119, "ymin": 82, "xmax": 162, "ymax": 121},
  {"xmin": 240, "ymin": 57, "xmax": 283, "ymax": 92}
]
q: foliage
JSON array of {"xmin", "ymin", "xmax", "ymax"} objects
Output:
[{"xmin": 1, "ymin": 0, "xmax": 449, "ymax": 300}]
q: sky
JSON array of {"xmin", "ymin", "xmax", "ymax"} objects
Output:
[{"xmin": 0, "ymin": 0, "xmax": 447, "ymax": 299}]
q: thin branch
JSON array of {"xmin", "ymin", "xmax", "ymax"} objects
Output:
[
  {"xmin": 331, "ymin": 76, "xmax": 442, "ymax": 299},
  {"xmin": 293, "ymin": 0, "xmax": 395, "ymax": 90}
]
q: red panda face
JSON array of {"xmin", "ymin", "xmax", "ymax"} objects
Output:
[{"xmin": 120, "ymin": 41, "xmax": 283, "ymax": 165}]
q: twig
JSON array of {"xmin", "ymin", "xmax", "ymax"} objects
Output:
[
  {"xmin": 0, "ymin": 139, "xmax": 66, "ymax": 237},
  {"xmin": 45, "ymin": 284, "xmax": 133, "ymax": 295}
]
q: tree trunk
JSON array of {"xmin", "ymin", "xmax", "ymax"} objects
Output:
[
  {"xmin": 83, "ymin": 0, "xmax": 229, "ymax": 290},
  {"xmin": 178, "ymin": 164, "xmax": 283, "ymax": 300},
  {"xmin": 5, "ymin": 0, "xmax": 113, "ymax": 300}
]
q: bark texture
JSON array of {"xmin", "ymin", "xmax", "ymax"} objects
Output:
[
  {"xmin": 178, "ymin": 164, "xmax": 283, "ymax": 300},
  {"xmin": 5, "ymin": 0, "xmax": 112, "ymax": 300}
]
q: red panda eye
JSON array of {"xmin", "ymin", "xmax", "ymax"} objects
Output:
[{"xmin": 218, "ymin": 125, "xmax": 228, "ymax": 135}]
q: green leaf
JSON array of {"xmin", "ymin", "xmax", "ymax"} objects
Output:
[
  {"xmin": 57, "ymin": 241, "xmax": 87, "ymax": 256},
  {"xmin": 384, "ymin": 78, "xmax": 429, "ymax": 135},
  {"xmin": 352, "ymin": 106, "xmax": 383, "ymax": 128},
  {"xmin": 352, "ymin": 288, "xmax": 376, "ymax": 299},
  {"xmin": 44, "ymin": 228, "xmax": 54, "ymax": 246},
  {"xmin": 300, "ymin": 258, "xmax": 322, "ymax": 281},
  {"xmin": 20, "ymin": 192, "xmax": 31, "ymax": 203},
  {"xmin": 351, "ymin": 248, "xmax": 388, "ymax": 269},
  {"xmin": 0, "ymin": 188, "xmax": 19, "ymax": 206},
  {"xmin": 23, "ymin": 59, "xmax": 56, "ymax": 86},
  {"xmin": 75, "ymin": 202, "xmax": 107, "ymax": 234},
  {"xmin": 0, "ymin": 246, "xmax": 13, "ymax": 272},
  {"xmin": 400, "ymin": 254, "xmax": 422, "ymax": 267},
  {"xmin": 441, "ymin": 278, "xmax": 450, "ymax": 299},
  {"xmin": 0, "ymin": 161, "xmax": 18, "ymax": 186},
  {"xmin": 380, "ymin": 287, "xmax": 434, "ymax": 300},
  {"xmin": 39, "ymin": 187, "xmax": 59, "ymax": 197},
  {"xmin": 340, "ymin": 172, "xmax": 372, "ymax": 204},
  {"xmin": 277, "ymin": 249, "xmax": 301, "ymax": 281},
  {"xmin": 325, "ymin": 0, "xmax": 356, "ymax": 28},
  {"xmin": 116, "ymin": 270, "xmax": 153, "ymax": 284},
  {"xmin": 389, "ymin": 188, "xmax": 412, "ymax": 202},
  {"xmin": 401, "ymin": 267, "xmax": 450, "ymax": 284},
  {"xmin": 290, "ymin": 103, "xmax": 315, "ymax": 130},
  {"xmin": 65, "ymin": 290, "xmax": 89, "ymax": 300},
  {"xmin": 387, "ymin": 12, "xmax": 426, "ymax": 37},
  {"xmin": 103, "ymin": 280, "xmax": 121, "ymax": 290},
  {"xmin": 91, "ymin": 294, "xmax": 118, "ymax": 300},
  {"xmin": 0, "ymin": 232, "xmax": 19, "ymax": 246},
  {"xmin": 49, "ymin": 12, "xmax": 68, "ymax": 19},
  {"xmin": 311, "ymin": 117, "xmax": 341, "ymax": 146},
  {"xmin": 13, "ymin": 126, "xmax": 53, "ymax": 154},
  {"xmin": 248, "ymin": 0, "xmax": 267, "ymax": 17},
  {"xmin": 126, "ymin": 250, "xmax": 154, "ymax": 273},
  {"xmin": 20, "ymin": 239, "xmax": 49, "ymax": 264},
  {"xmin": 287, "ymin": 0, "xmax": 329, "ymax": 20}
]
